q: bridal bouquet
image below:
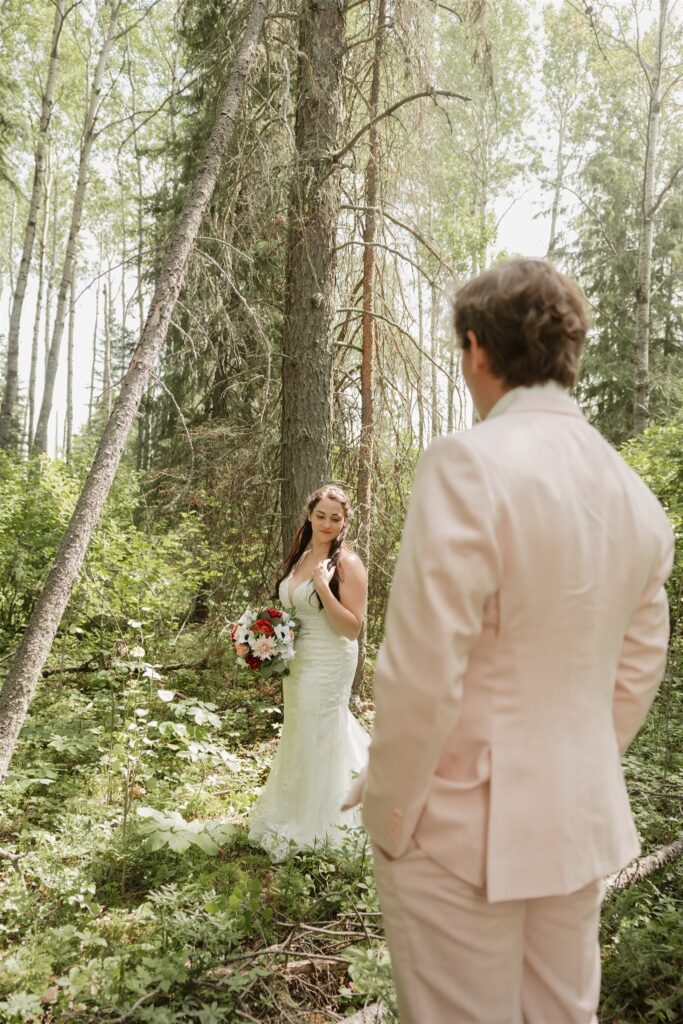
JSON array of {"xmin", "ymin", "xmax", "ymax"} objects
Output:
[{"xmin": 229, "ymin": 606, "xmax": 300, "ymax": 679}]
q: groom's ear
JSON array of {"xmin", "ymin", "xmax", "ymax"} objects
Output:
[{"xmin": 467, "ymin": 331, "xmax": 491, "ymax": 375}]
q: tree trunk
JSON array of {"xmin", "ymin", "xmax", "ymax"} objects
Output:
[
  {"xmin": 103, "ymin": 270, "xmax": 112, "ymax": 414},
  {"xmin": 65, "ymin": 271, "xmax": 75, "ymax": 459},
  {"xmin": 27, "ymin": 172, "xmax": 51, "ymax": 449},
  {"xmin": 280, "ymin": 0, "xmax": 346, "ymax": 552},
  {"xmin": 6, "ymin": 196, "xmax": 15, "ymax": 302},
  {"xmin": 430, "ymin": 280, "xmax": 439, "ymax": 438},
  {"xmin": 127, "ymin": 48, "xmax": 152, "ymax": 471},
  {"xmin": 633, "ymin": 0, "xmax": 669, "ymax": 435},
  {"xmin": 354, "ymin": 0, "xmax": 386, "ymax": 695},
  {"xmin": 88, "ymin": 283, "xmax": 100, "ymax": 425},
  {"xmin": 416, "ymin": 254, "xmax": 425, "ymax": 450},
  {"xmin": 43, "ymin": 174, "xmax": 58, "ymax": 377},
  {"xmin": 606, "ymin": 836, "xmax": 683, "ymax": 895},
  {"xmin": 0, "ymin": 1, "xmax": 66, "ymax": 450},
  {"xmin": 34, "ymin": 0, "xmax": 123, "ymax": 454},
  {"xmin": 446, "ymin": 336, "xmax": 455, "ymax": 433},
  {"xmin": 547, "ymin": 111, "xmax": 566, "ymax": 255},
  {"xmin": 0, "ymin": 0, "xmax": 268, "ymax": 781},
  {"xmin": 119, "ymin": 173, "xmax": 127, "ymax": 363},
  {"xmin": 344, "ymin": 1004, "xmax": 386, "ymax": 1024}
]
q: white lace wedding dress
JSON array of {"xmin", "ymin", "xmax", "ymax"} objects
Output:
[{"xmin": 248, "ymin": 574, "xmax": 370, "ymax": 860}]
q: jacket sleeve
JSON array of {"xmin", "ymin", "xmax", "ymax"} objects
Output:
[
  {"xmin": 361, "ymin": 435, "xmax": 502, "ymax": 857},
  {"xmin": 614, "ymin": 523, "xmax": 674, "ymax": 755}
]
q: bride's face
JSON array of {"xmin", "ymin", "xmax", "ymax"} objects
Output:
[{"xmin": 309, "ymin": 497, "xmax": 346, "ymax": 545}]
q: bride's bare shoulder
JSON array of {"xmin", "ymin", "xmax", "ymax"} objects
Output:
[{"xmin": 338, "ymin": 548, "xmax": 366, "ymax": 577}]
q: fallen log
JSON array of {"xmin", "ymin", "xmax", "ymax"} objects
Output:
[
  {"xmin": 605, "ymin": 836, "xmax": 683, "ymax": 895},
  {"xmin": 37, "ymin": 656, "xmax": 210, "ymax": 678},
  {"xmin": 343, "ymin": 1004, "xmax": 387, "ymax": 1024}
]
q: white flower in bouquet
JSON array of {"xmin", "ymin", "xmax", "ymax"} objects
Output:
[
  {"xmin": 252, "ymin": 636, "xmax": 276, "ymax": 660},
  {"xmin": 227, "ymin": 606, "xmax": 301, "ymax": 679}
]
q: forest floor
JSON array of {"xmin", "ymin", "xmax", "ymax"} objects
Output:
[{"xmin": 0, "ymin": 627, "xmax": 681, "ymax": 1023}]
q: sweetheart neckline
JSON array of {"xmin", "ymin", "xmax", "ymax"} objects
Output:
[{"xmin": 285, "ymin": 575, "xmax": 313, "ymax": 608}]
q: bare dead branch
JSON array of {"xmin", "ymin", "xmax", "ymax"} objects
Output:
[{"xmin": 331, "ymin": 88, "xmax": 470, "ymax": 163}]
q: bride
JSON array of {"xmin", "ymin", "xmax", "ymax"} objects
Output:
[{"xmin": 248, "ymin": 484, "xmax": 370, "ymax": 860}]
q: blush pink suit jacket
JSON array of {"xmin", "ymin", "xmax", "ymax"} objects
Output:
[{"xmin": 348, "ymin": 388, "xmax": 674, "ymax": 902}]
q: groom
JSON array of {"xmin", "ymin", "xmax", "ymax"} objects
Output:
[{"xmin": 344, "ymin": 259, "xmax": 674, "ymax": 1023}]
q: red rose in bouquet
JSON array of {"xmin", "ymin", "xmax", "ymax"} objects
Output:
[
  {"xmin": 246, "ymin": 654, "xmax": 261, "ymax": 670},
  {"xmin": 265, "ymin": 608, "xmax": 283, "ymax": 618},
  {"xmin": 252, "ymin": 617, "xmax": 275, "ymax": 636}
]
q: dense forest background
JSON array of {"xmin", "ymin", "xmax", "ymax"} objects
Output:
[{"xmin": 0, "ymin": 0, "xmax": 681, "ymax": 1021}]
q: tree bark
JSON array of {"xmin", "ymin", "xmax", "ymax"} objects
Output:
[
  {"xmin": 416, "ymin": 254, "xmax": 425, "ymax": 451},
  {"xmin": 103, "ymin": 270, "xmax": 113, "ymax": 415},
  {"xmin": 0, "ymin": 1, "xmax": 66, "ymax": 450},
  {"xmin": 34, "ymin": 0, "xmax": 123, "ymax": 454},
  {"xmin": 65, "ymin": 271, "xmax": 75, "ymax": 459},
  {"xmin": 430, "ymin": 280, "xmax": 440, "ymax": 438},
  {"xmin": 547, "ymin": 111, "xmax": 566, "ymax": 255},
  {"xmin": 446, "ymin": 335, "xmax": 455, "ymax": 433},
  {"xmin": 344, "ymin": 1005, "xmax": 386, "ymax": 1024},
  {"xmin": 127, "ymin": 46, "xmax": 152, "ymax": 472},
  {"xmin": 0, "ymin": 0, "xmax": 268, "ymax": 781},
  {"xmin": 280, "ymin": 0, "xmax": 346, "ymax": 552},
  {"xmin": 354, "ymin": 0, "xmax": 386, "ymax": 695},
  {"xmin": 43, "ymin": 175, "xmax": 58, "ymax": 377},
  {"xmin": 6, "ymin": 196, "xmax": 15, "ymax": 302},
  {"xmin": 606, "ymin": 836, "xmax": 683, "ymax": 895},
  {"xmin": 633, "ymin": 0, "xmax": 669, "ymax": 435},
  {"xmin": 88, "ymin": 283, "xmax": 101, "ymax": 425},
  {"xmin": 27, "ymin": 171, "xmax": 51, "ymax": 449}
]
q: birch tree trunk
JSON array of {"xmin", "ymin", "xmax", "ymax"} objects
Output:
[
  {"xmin": 88, "ymin": 284, "xmax": 101, "ymax": 425},
  {"xmin": 0, "ymin": 0, "xmax": 268, "ymax": 781},
  {"xmin": 119, "ymin": 170, "xmax": 127, "ymax": 353},
  {"xmin": 127, "ymin": 48, "xmax": 151, "ymax": 471},
  {"xmin": 430, "ymin": 281, "xmax": 440, "ymax": 438},
  {"xmin": 6, "ymin": 196, "xmax": 15, "ymax": 301},
  {"xmin": 606, "ymin": 836, "xmax": 683, "ymax": 895},
  {"xmin": 354, "ymin": 0, "xmax": 386, "ymax": 694},
  {"xmin": 633, "ymin": 0, "xmax": 669, "ymax": 435},
  {"xmin": 547, "ymin": 112, "xmax": 566, "ymax": 255},
  {"xmin": 416, "ymin": 255, "xmax": 425, "ymax": 450},
  {"xmin": 0, "ymin": 1, "xmax": 66, "ymax": 450},
  {"xmin": 103, "ymin": 271, "xmax": 112, "ymax": 414},
  {"xmin": 33, "ymin": 0, "xmax": 123, "ymax": 454},
  {"xmin": 65, "ymin": 272, "xmax": 75, "ymax": 458},
  {"xmin": 43, "ymin": 175, "xmax": 58, "ymax": 377},
  {"xmin": 446, "ymin": 338, "xmax": 455, "ymax": 433},
  {"xmin": 280, "ymin": 0, "xmax": 346, "ymax": 551},
  {"xmin": 27, "ymin": 173, "xmax": 51, "ymax": 448}
]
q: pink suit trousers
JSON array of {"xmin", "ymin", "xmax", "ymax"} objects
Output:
[{"xmin": 373, "ymin": 840, "xmax": 603, "ymax": 1024}]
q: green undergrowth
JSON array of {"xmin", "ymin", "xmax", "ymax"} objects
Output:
[
  {"xmin": 599, "ymin": 660, "xmax": 683, "ymax": 1024},
  {"xmin": 0, "ymin": 637, "xmax": 390, "ymax": 1023},
  {"xmin": 0, "ymin": 630, "xmax": 681, "ymax": 1022}
]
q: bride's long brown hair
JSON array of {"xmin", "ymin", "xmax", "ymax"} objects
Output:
[{"xmin": 275, "ymin": 485, "xmax": 353, "ymax": 609}]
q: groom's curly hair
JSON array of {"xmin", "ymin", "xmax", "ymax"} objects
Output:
[{"xmin": 453, "ymin": 259, "xmax": 590, "ymax": 388}]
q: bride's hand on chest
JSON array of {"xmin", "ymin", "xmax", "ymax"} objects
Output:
[{"xmin": 312, "ymin": 559, "xmax": 334, "ymax": 590}]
